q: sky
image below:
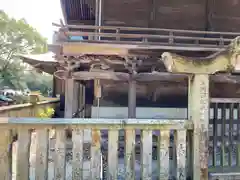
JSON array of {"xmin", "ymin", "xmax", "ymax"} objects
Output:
[{"xmin": 0, "ymin": 0, "xmax": 63, "ymax": 43}]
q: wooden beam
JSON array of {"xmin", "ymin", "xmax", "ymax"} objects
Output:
[
  {"xmin": 62, "ymin": 43, "xmax": 129, "ymax": 56},
  {"xmin": 55, "ymin": 70, "xmax": 240, "ymax": 84},
  {"xmin": 59, "ymin": 42, "xmax": 228, "ymax": 56},
  {"xmin": 73, "ymin": 71, "xmax": 130, "ymax": 81}
]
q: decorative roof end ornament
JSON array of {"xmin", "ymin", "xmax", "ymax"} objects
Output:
[{"xmin": 161, "ymin": 36, "xmax": 240, "ymax": 74}]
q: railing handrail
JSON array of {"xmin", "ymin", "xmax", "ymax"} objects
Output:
[
  {"xmin": 53, "ymin": 23, "xmax": 240, "ymax": 36},
  {"xmin": 53, "ymin": 23, "xmax": 240, "ymax": 52},
  {"xmin": 210, "ymin": 98, "xmax": 240, "ymax": 103},
  {"xmin": 0, "ymin": 99, "xmax": 59, "ymax": 112},
  {"xmin": 2, "ymin": 117, "xmax": 187, "ymax": 123},
  {"xmin": 63, "ymin": 31, "xmax": 233, "ymax": 43}
]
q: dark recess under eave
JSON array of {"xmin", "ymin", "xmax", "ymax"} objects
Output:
[{"xmin": 62, "ymin": 0, "xmax": 95, "ymax": 22}]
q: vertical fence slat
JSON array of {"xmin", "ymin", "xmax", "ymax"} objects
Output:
[
  {"xmin": 72, "ymin": 126, "xmax": 84, "ymax": 180},
  {"xmin": 158, "ymin": 130, "xmax": 169, "ymax": 180},
  {"xmin": 91, "ymin": 129, "xmax": 102, "ymax": 179},
  {"xmin": 186, "ymin": 130, "xmax": 193, "ymax": 179},
  {"xmin": 141, "ymin": 130, "xmax": 152, "ymax": 180},
  {"xmin": 54, "ymin": 127, "xmax": 66, "ymax": 180},
  {"xmin": 229, "ymin": 103, "xmax": 234, "ymax": 166},
  {"xmin": 0, "ymin": 127, "xmax": 11, "ymax": 180},
  {"xmin": 16, "ymin": 127, "xmax": 31, "ymax": 180},
  {"xmin": 125, "ymin": 129, "xmax": 135, "ymax": 179},
  {"xmin": 237, "ymin": 104, "xmax": 240, "ymax": 167},
  {"xmin": 35, "ymin": 128, "xmax": 49, "ymax": 180},
  {"xmin": 170, "ymin": 131, "xmax": 176, "ymax": 179},
  {"xmin": 176, "ymin": 130, "xmax": 186, "ymax": 180},
  {"xmin": 221, "ymin": 104, "xmax": 226, "ymax": 166},
  {"xmin": 108, "ymin": 130, "xmax": 118, "ymax": 180},
  {"xmin": 213, "ymin": 103, "xmax": 218, "ymax": 166}
]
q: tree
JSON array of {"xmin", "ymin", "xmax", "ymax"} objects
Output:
[
  {"xmin": 24, "ymin": 71, "xmax": 53, "ymax": 96},
  {"xmin": 0, "ymin": 10, "xmax": 48, "ymax": 90}
]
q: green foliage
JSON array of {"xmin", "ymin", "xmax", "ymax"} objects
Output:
[
  {"xmin": 24, "ymin": 71, "xmax": 53, "ymax": 96},
  {"xmin": 37, "ymin": 107, "xmax": 55, "ymax": 118},
  {"xmin": 0, "ymin": 10, "xmax": 49, "ymax": 91}
]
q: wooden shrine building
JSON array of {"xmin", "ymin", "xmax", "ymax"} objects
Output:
[{"xmin": 16, "ymin": 0, "xmax": 240, "ymax": 179}]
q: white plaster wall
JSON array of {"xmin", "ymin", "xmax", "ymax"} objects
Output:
[
  {"xmin": 92, "ymin": 107, "xmax": 187, "ymax": 119},
  {"xmin": 92, "ymin": 106, "xmax": 238, "ymax": 119}
]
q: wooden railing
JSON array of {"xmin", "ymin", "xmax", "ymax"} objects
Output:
[
  {"xmin": 209, "ymin": 98, "xmax": 240, "ymax": 179},
  {"xmin": 209, "ymin": 98, "xmax": 240, "ymax": 180},
  {"xmin": 0, "ymin": 118, "xmax": 192, "ymax": 180},
  {"xmin": 0, "ymin": 98, "xmax": 59, "ymax": 117},
  {"xmin": 53, "ymin": 23, "xmax": 240, "ymax": 51}
]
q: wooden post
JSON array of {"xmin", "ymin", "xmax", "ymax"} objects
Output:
[
  {"xmin": 128, "ymin": 77, "xmax": 136, "ymax": 118},
  {"xmin": 52, "ymin": 76, "xmax": 57, "ymax": 97},
  {"xmin": 189, "ymin": 74, "xmax": 209, "ymax": 180},
  {"xmin": 79, "ymin": 82, "xmax": 85, "ymax": 118},
  {"xmin": 64, "ymin": 78, "xmax": 79, "ymax": 118}
]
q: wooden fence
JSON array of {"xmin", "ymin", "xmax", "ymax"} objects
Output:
[
  {"xmin": 0, "ymin": 118, "xmax": 192, "ymax": 180},
  {"xmin": 0, "ymin": 98, "xmax": 59, "ymax": 117},
  {"xmin": 209, "ymin": 98, "xmax": 240, "ymax": 179},
  {"xmin": 1, "ymin": 98, "xmax": 240, "ymax": 179}
]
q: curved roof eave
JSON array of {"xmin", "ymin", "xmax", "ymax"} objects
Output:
[{"xmin": 18, "ymin": 52, "xmax": 58, "ymax": 75}]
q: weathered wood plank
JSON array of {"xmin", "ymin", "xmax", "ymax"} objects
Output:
[
  {"xmin": 213, "ymin": 103, "xmax": 218, "ymax": 166},
  {"xmin": 54, "ymin": 127, "xmax": 66, "ymax": 180},
  {"xmin": 7, "ymin": 118, "xmax": 193, "ymax": 130},
  {"xmin": 158, "ymin": 130, "xmax": 170, "ymax": 180},
  {"xmin": 64, "ymin": 79, "xmax": 76, "ymax": 118},
  {"xmin": 91, "ymin": 129, "xmax": 102, "ymax": 179},
  {"xmin": 54, "ymin": 70, "xmax": 240, "ymax": 84},
  {"xmin": 16, "ymin": 127, "xmax": 31, "ymax": 180},
  {"xmin": 78, "ymin": 83, "xmax": 85, "ymax": 118},
  {"xmin": 35, "ymin": 128, "xmax": 49, "ymax": 180},
  {"xmin": 72, "ymin": 126, "xmax": 84, "ymax": 180},
  {"xmin": 125, "ymin": 129, "xmax": 135, "ymax": 179},
  {"xmin": 229, "ymin": 103, "xmax": 234, "ymax": 166},
  {"xmin": 190, "ymin": 74, "xmax": 209, "ymax": 180},
  {"xmin": 128, "ymin": 79, "xmax": 136, "ymax": 118},
  {"xmin": 107, "ymin": 130, "xmax": 119, "ymax": 180},
  {"xmin": 237, "ymin": 103, "xmax": 240, "ymax": 167},
  {"xmin": 210, "ymin": 172, "xmax": 240, "ymax": 180},
  {"xmin": 53, "ymin": 23, "xmax": 240, "ymax": 36},
  {"xmin": 187, "ymin": 76, "xmax": 193, "ymax": 179},
  {"xmin": 0, "ymin": 127, "xmax": 11, "ymax": 180},
  {"xmin": 176, "ymin": 130, "xmax": 187, "ymax": 180},
  {"xmin": 141, "ymin": 130, "xmax": 152, "ymax": 180},
  {"xmin": 221, "ymin": 104, "xmax": 227, "ymax": 166},
  {"xmin": 186, "ymin": 130, "xmax": 193, "ymax": 179}
]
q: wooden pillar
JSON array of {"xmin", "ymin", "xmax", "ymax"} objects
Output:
[
  {"xmin": 79, "ymin": 82, "xmax": 85, "ymax": 118},
  {"xmin": 128, "ymin": 78, "xmax": 136, "ymax": 118},
  {"xmin": 187, "ymin": 76, "xmax": 193, "ymax": 179},
  {"xmin": 85, "ymin": 80, "xmax": 93, "ymax": 118},
  {"xmin": 52, "ymin": 76, "xmax": 57, "ymax": 97},
  {"xmin": 64, "ymin": 79, "xmax": 79, "ymax": 118},
  {"xmin": 189, "ymin": 74, "xmax": 209, "ymax": 180}
]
